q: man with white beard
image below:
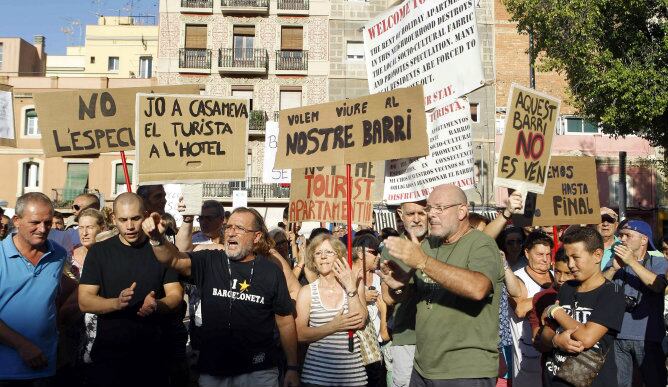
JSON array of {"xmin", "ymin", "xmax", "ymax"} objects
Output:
[
  {"xmin": 380, "ymin": 201, "xmax": 428, "ymax": 387},
  {"xmin": 143, "ymin": 207, "xmax": 300, "ymax": 387}
]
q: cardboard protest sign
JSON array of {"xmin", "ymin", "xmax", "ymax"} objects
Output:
[
  {"xmin": 275, "ymin": 86, "xmax": 428, "ymax": 170},
  {"xmin": 35, "ymin": 84, "xmax": 199, "ymax": 157},
  {"xmin": 135, "ymin": 93, "xmax": 248, "ymax": 184},
  {"xmin": 364, "ymin": 0, "xmax": 484, "ymax": 110},
  {"xmin": 262, "ymin": 121, "xmax": 291, "ymax": 184},
  {"xmin": 528, "ymin": 156, "xmax": 600, "ymax": 226},
  {"xmin": 384, "ymin": 99, "xmax": 474, "ymax": 204},
  {"xmin": 0, "ymin": 85, "xmax": 15, "ymax": 147},
  {"xmin": 289, "ymin": 163, "xmax": 376, "ymax": 224},
  {"xmin": 494, "ymin": 84, "xmax": 560, "ymax": 194}
]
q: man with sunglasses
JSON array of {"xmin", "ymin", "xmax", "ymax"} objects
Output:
[
  {"xmin": 381, "ymin": 184, "xmax": 503, "ymax": 387},
  {"xmin": 597, "ymin": 207, "xmax": 619, "ymax": 269},
  {"xmin": 143, "ymin": 207, "xmax": 299, "ymax": 387}
]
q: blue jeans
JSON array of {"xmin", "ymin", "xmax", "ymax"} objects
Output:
[{"xmin": 614, "ymin": 339, "xmax": 666, "ymax": 387}]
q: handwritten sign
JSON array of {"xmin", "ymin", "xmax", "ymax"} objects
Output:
[
  {"xmin": 363, "ymin": 0, "xmax": 484, "ymax": 110},
  {"xmin": 384, "ymin": 99, "xmax": 474, "ymax": 204},
  {"xmin": 495, "ymin": 84, "xmax": 560, "ymax": 194},
  {"xmin": 262, "ymin": 121, "xmax": 291, "ymax": 184},
  {"xmin": 34, "ymin": 84, "xmax": 200, "ymax": 157},
  {"xmin": 0, "ymin": 85, "xmax": 15, "ymax": 147},
  {"xmin": 530, "ymin": 156, "xmax": 600, "ymax": 226},
  {"xmin": 289, "ymin": 163, "xmax": 376, "ymax": 224},
  {"xmin": 135, "ymin": 93, "xmax": 248, "ymax": 184},
  {"xmin": 275, "ymin": 86, "xmax": 428, "ymax": 169}
]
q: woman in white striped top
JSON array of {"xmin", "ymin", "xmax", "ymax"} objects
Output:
[{"xmin": 296, "ymin": 233, "xmax": 368, "ymax": 386}]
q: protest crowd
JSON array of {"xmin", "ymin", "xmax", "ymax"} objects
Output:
[{"xmin": 0, "ymin": 182, "xmax": 667, "ymax": 387}]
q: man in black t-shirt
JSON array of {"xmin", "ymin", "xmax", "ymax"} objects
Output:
[
  {"xmin": 539, "ymin": 226, "xmax": 625, "ymax": 387},
  {"xmin": 79, "ymin": 193, "xmax": 183, "ymax": 387},
  {"xmin": 143, "ymin": 207, "xmax": 300, "ymax": 387}
]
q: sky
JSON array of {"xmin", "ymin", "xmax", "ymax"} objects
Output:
[{"xmin": 0, "ymin": 0, "xmax": 158, "ymax": 55}]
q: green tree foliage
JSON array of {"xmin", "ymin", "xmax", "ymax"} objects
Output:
[{"xmin": 503, "ymin": 0, "xmax": 668, "ymax": 147}]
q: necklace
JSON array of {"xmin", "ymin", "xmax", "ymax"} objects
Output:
[{"xmin": 226, "ymin": 255, "xmax": 255, "ymax": 330}]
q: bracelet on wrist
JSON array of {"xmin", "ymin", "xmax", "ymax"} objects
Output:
[
  {"xmin": 501, "ymin": 211, "xmax": 512, "ymax": 220},
  {"xmin": 286, "ymin": 365, "xmax": 300, "ymax": 372}
]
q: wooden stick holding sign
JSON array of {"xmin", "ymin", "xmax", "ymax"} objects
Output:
[
  {"xmin": 120, "ymin": 150, "xmax": 132, "ymax": 193},
  {"xmin": 346, "ymin": 163, "xmax": 354, "ymax": 352}
]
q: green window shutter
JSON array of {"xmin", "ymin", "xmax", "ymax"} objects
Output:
[{"xmin": 64, "ymin": 163, "xmax": 89, "ymax": 201}]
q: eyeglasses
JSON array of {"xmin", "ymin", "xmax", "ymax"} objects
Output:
[
  {"xmin": 424, "ymin": 203, "xmax": 463, "ymax": 214},
  {"xmin": 365, "ymin": 248, "xmax": 379, "ymax": 255},
  {"xmin": 314, "ymin": 250, "xmax": 337, "ymax": 258},
  {"xmin": 224, "ymin": 224, "xmax": 258, "ymax": 234}
]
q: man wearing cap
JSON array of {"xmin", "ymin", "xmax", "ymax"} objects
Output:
[
  {"xmin": 597, "ymin": 207, "xmax": 620, "ymax": 269},
  {"xmin": 604, "ymin": 220, "xmax": 668, "ymax": 387}
]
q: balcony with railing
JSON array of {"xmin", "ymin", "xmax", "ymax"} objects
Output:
[
  {"xmin": 276, "ymin": 0, "xmax": 309, "ymax": 14},
  {"xmin": 181, "ymin": 0, "xmax": 213, "ymax": 12},
  {"xmin": 221, "ymin": 0, "xmax": 269, "ymax": 14},
  {"xmin": 203, "ymin": 177, "xmax": 290, "ymax": 202},
  {"xmin": 179, "ymin": 48, "xmax": 212, "ymax": 72},
  {"xmin": 275, "ymin": 50, "xmax": 308, "ymax": 73},
  {"xmin": 218, "ymin": 48, "xmax": 268, "ymax": 74}
]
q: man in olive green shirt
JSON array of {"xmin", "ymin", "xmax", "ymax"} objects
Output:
[
  {"xmin": 381, "ymin": 184, "xmax": 503, "ymax": 386},
  {"xmin": 381, "ymin": 201, "xmax": 428, "ymax": 387}
]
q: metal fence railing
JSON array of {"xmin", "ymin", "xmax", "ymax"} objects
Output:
[
  {"xmin": 219, "ymin": 48, "xmax": 268, "ymax": 70},
  {"xmin": 276, "ymin": 50, "xmax": 308, "ymax": 71},
  {"xmin": 179, "ymin": 48, "xmax": 211, "ymax": 69}
]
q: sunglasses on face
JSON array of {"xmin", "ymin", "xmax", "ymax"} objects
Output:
[
  {"xmin": 72, "ymin": 204, "xmax": 81, "ymax": 211},
  {"xmin": 601, "ymin": 215, "xmax": 617, "ymax": 223}
]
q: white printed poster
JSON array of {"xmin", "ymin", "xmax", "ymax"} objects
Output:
[
  {"xmin": 232, "ymin": 190, "xmax": 248, "ymax": 209},
  {"xmin": 263, "ymin": 121, "xmax": 291, "ymax": 184},
  {"xmin": 0, "ymin": 89, "xmax": 15, "ymax": 143},
  {"xmin": 384, "ymin": 98, "xmax": 474, "ymax": 204},
  {"xmin": 364, "ymin": 0, "xmax": 484, "ymax": 110}
]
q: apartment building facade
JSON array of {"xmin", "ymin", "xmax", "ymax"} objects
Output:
[{"xmin": 46, "ymin": 16, "xmax": 158, "ymax": 79}]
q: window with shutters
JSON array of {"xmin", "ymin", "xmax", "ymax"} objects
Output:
[
  {"xmin": 21, "ymin": 161, "xmax": 40, "ymax": 194},
  {"xmin": 108, "ymin": 56, "xmax": 119, "ymax": 71},
  {"xmin": 564, "ymin": 116, "xmax": 600, "ymax": 134},
  {"xmin": 113, "ymin": 161, "xmax": 134, "ymax": 195},
  {"xmin": 139, "ymin": 56, "xmax": 152, "ymax": 78},
  {"xmin": 470, "ymin": 103, "xmax": 479, "ymax": 123},
  {"xmin": 232, "ymin": 88, "xmax": 254, "ymax": 111},
  {"xmin": 64, "ymin": 163, "xmax": 90, "ymax": 201},
  {"xmin": 233, "ymin": 26, "xmax": 255, "ymax": 61},
  {"xmin": 280, "ymin": 89, "xmax": 302, "ymax": 110},
  {"xmin": 24, "ymin": 108, "xmax": 40, "ymax": 137},
  {"xmin": 185, "ymin": 24, "xmax": 208, "ymax": 49},
  {"xmin": 346, "ymin": 41, "xmax": 364, "ymax": 60},
  {"xmin": 281, "ymin": 26, "xmax": 303, "ymax": 51}
]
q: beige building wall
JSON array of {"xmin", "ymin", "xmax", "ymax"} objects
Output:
[
  {"xmin": 46, "ymin": 16, "xmax": 158, "ymax": 79},
  {"xmin": 0, "ymin": 77, "xmax": 156, "ymax": 209}
]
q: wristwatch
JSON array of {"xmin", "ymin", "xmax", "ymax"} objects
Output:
[
  {"xmin": 346, "ymin": 289, "xmax": 358, "ymax": 298},
  {"xmin": 149, "ymin": 238, "xmax": 163, "ymax": 247}
]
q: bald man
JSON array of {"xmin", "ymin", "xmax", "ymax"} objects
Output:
[
  {"xmin": 78, "ymin": 193, "xmax": 183, "ymax": 387},
  {"xmin": 380, "ymin": 184, "xmax": 504, "ymax": 387}
]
